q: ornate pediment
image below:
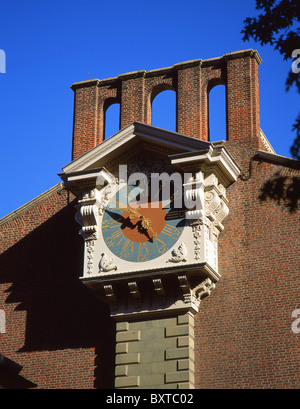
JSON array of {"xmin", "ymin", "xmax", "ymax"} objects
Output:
[{"xmin": 61, "ymin": 122, "xmax": 211, "ymax": 174}]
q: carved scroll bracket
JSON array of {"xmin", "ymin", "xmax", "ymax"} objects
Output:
[
  {"xmin": 75, "ymin": 188, "xmax": 102, "ymax": 276},
  {"xmin": 75, "ymin": 188, "xmax": 102, "ymax": 241},
  {"xmin": 183, "ymin": 171, "xmax": 204, "ymax": 221},
  {"xmin": 204, "ymin": 174, "xmax": 229, "ymax": 240}
]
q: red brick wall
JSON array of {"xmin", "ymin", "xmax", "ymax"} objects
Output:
[
  {"xmin": 0, "ymin": 187, "xmax": 115, "ymax": 388},
  {"xmin": 71, "ymin": 80, "xmax": 119, "ymax": 160},
  {"xmin": 195, "ymin": 161, "xmax": 300, "ymax": 388},
  {"xmin": 71, "ymin": 50, "xmax": 263, "ymax": 160},
  {"xmin": 176, "ymin": 61, "xmax": 202, "ymax": 138}
]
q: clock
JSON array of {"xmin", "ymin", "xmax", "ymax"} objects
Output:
[{"xmin": 101, "ymin": 183, "xmax": 185, "ymax": 263}]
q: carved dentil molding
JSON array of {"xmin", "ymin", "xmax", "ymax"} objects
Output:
[
  {"xmin": 128, "ymin": 281, "xmax": 142, "ymax": 308},
  {"xmin": 101, "ymin": 273, "xmax": 216, "ymax": 316}
]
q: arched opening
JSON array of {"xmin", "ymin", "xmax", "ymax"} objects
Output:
[
  {"xmin": 208, "ymin": 84, "xmax": 227, "ymax": 142},
  {"xmin": 151, "ymin": 89, "xmax": 176, "ymax": 132},
  {"xmin": 104, "ymin": 102, "xmax": 120, "ymax": 140}
]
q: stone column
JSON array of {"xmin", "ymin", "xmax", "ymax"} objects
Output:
[{"xmin": 114, "ymin": 312, "xmax": 195, "ymax": 389}]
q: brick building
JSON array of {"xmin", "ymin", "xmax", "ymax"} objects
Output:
[{"xmin": 0, "ymin": 49, "xmax": 299, "ymax": 389}]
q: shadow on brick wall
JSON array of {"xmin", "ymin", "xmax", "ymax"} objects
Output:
[{"xmin": 0, "ymin": 202, "xmax": 115, "ymax": 389}]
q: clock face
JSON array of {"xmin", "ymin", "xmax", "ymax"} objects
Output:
[{"xmin": 101, "ymin": 184, "xmax": 185, "ymax": 263}]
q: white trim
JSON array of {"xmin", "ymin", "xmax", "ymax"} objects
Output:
[{"xmin": 62, "ymin": 122, "xmax": 211, "ymax": 174}]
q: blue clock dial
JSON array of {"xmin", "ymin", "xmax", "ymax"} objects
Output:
[{"xmin": 101, "ymin": 184, "xmax": 185, "ymax": 262}]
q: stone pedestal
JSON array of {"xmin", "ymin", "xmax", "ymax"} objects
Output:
[{"xmin": 114, "ymin": 313, "xmax": 194, "ymax": 389}]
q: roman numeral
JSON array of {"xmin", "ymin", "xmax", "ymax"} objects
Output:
[
  {"xmin": 123, "ymin": 239, "xmax": 134, "ymax": 253},
  {"xmin": 161, "ymin": 223, "xmax": 180, "ymax": 238},
  {"xmin": 111, "ymin": 230, "xmax": 123, "ymax": 239}
]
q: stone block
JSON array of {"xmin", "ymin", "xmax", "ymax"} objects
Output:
[
  {"xmin": 165, "ymin": 371, "xmax": 190, "ymax": 383},
  {"xmin": 165, "ymin": 325, "xmax": 189, "ymax": 338},
  {"xmin": 115, "ymin": 365, "xmax": 128, "ymax": 376},
  {"xmin": 116, "ymin": 342, "xmax": 128, "ymax": 354},
  {"xmin": 177, "ymin": 359, "xmax": 190, "ymax": 371},
  {"xmin": 115, "ymin": 376, "xmax": 140, "ymax": 388},
  {"xmin": 116, "ymin": 330, "xmax": 140, "ymax": 343},
  {"xmin": 165, "ymin": 347, "xmax": 190, "ymax": 360},
  {"xmin": 116, "ymin": 321, "xmax": 129, "ymax": 332},
  {"xmin": 116, "ymin": 353, "xmax": 140, "ymax": 365}
]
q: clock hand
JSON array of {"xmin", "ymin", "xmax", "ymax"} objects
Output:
[
  {"xmin": 112, "ymin": 201, "xmax": 143, "ymax": 219},
  {"xmin": 140, "ymin": 216, "xmax": 157, "ymax": 238},
  {"xmin": 111, "ymin": 201, "xmax": 158, "ymax": 238},
  {"xmin": 123, "ymin": 207, "xmax": 158, "ymax": 238},
  {"xmin": 124, "ymin": 205, "xmax": 150, "ymax": 227},
  {"xmin": 126, "ymin": 206, "xmax": 143, "ymax": 220}
]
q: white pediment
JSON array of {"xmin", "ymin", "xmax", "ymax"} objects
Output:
[
  {"xmin": 59, "ymin": 122, "xmax": 240, "ymax": 200},
  {"xmin": 61, "ymin": 122, "xmax": 211, "ymax": 175}
]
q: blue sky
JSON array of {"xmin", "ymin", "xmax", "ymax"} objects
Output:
[{"xmin": 0, "ymin": 0, "xmax": 298, "ymax": 218}]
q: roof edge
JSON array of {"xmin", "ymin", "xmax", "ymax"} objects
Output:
[
  {"xmin": 0, "ymin": 183, "xmax": 64, "ymax": 226},
  {"xmin": 253, "ymin": 151, "xmax": 300, "ymax": 170},
  {"xmin": 71, "ymin": 49, "xmax": 262, "ymax": 90}
]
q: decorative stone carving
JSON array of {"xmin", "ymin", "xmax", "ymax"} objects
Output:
[
  {"xmin": 204, "ymin": 179, "xmax": 229, "ymax": 225},
  {"xmin": 202, "ymin": 176, "xmax": 229, "ymax": 261},
  {"xmin": 194, "ymin": 278, "xmax": 215, "ymax": 300},
  {"xmin": 167, "ymin": 242, "xmax": 187, "ymax": 263},
  {"xmin": 191, "ymin": 220, "xmax": 202, "ymax": 260},
  {"xmin": 184, "ymin": 171, "xmax": 204, "ymax": 220},
  {"xmin": 99, "ymin": 253, "xmax": 118, "ymax": 273},
  {"xmin": 98, "ymin": 177, "xmax": 120, "ymax": 215},
  {"xmin": 76, "ymin": 188, "xmax": 101, "ymax": 240},
  {"xmin": 178, "ymin": 275, "xmax": 216, "ymax": 312},
  {"xmin": 204, "ymin": 190, "xmax": 221, "ymax": 220},
  {"xmin": 85, "ymin": 239, "xmax": 95, "ymax": 275}
]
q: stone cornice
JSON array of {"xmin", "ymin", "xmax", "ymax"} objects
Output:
[
  {"xmin": 169, "ymin": 144, "xmax": 241, "ymax": 188},
  {"xmin": 61, "ymin": 121, "xmax": 211, "ymax": 174},
  {"xmin": 70, "ymin": 49, "xmax": 262, "ymax": 91},
  {"xmin": 253, "ymin": 150, "xmax": 300, "ymax": 171}
]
